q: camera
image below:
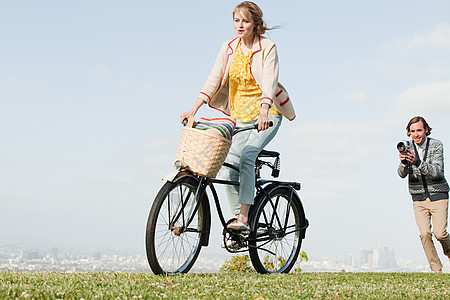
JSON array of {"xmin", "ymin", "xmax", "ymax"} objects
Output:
[{"xmin": 397, "ymin": 140, "xmax": 411, "ymax": 153}]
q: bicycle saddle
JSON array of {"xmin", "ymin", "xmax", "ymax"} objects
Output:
[{"xmin": 258, "ymin": 149, "xmax": 280, "ymax": 158}]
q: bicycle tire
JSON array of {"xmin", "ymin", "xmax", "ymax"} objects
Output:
[
  {"xmin": 145, "ymin": 174, "xmax": 208, "ymax": 275},
  {"xmin": 248, "ymin": 184, "xmax": 306, "ymax": 274}
]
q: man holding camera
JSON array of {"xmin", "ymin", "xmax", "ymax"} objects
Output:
[{"xmin": 398, "ymin": 116, "xmax": 450, "ymax": 273}]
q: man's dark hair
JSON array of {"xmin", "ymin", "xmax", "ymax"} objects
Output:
[{"xmin": 406, "ymin": 116, "xmax": 432, "ymax": 136}]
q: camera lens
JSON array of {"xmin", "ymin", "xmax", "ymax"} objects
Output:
[{"xmin": 397, "ymin": 142, "xmax": 406, "ymax": 152}]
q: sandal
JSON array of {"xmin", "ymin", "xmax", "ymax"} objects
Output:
[{"xmin": 226, "ymin": 220, "xmax": 249, "ymax": 231}]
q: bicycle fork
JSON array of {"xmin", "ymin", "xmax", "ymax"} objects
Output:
[{"xmin": 170, "ymin": 177, "xmax": 209, "ymax": 236}]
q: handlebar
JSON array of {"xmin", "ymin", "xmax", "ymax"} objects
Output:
[
  {"xmin": 233, "ymin": 121, "xmax": 273, "ymax": 135},
  {"xmin": 182, "ymin": 117, "xmax": 273, "ymax": 136}
]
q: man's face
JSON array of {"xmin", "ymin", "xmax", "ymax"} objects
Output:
[{"xmin": 409, "ymin": 121, "xmax": 428, "ymax": 146}]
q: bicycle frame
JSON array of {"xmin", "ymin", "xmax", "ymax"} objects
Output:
[{"xmin": 168, "ymin": 166, "xmax": 306, "ymax": 250}]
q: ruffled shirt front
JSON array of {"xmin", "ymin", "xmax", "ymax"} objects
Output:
[{"xmin": 229, "ymin": 42, "xmax": 279, "ymax": 122}]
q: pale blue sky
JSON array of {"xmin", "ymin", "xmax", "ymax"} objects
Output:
[{"xmin": 1, "ymin": 0, "xmax": 450, "ymax": 266}]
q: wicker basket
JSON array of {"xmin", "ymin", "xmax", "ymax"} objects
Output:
[{"xmin": 174, "ymin": 125, "xmax": 232, "ymax": 178}]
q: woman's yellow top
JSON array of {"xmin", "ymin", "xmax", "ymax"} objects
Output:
[{"xmin": 229, "ymin": 42, "xmax": 279, "ymax": 123}]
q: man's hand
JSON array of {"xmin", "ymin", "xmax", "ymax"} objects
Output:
[{"xmin": 399, "ymin": 149, "xmax": 417, "ymax": 165}]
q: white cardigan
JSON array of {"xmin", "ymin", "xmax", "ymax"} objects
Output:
[{"xmin": 198, "ymin": 35, "xmax": 296, "ymax": 121}]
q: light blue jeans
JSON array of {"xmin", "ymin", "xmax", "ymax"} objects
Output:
[{"xmin": 221, "ymin": 114, "xmax": 282, "ymax": 215}]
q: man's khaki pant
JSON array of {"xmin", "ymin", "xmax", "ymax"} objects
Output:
[{"xmin": 413, "ymin": 198, "xmax": 450, "ymax": 272}]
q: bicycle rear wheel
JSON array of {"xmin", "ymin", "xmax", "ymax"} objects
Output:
[
  {"xmin": 249, "ymin": 185, "xmax": 306, "ymax": 274},
  {"xmin": 146, "ymin": 174, "xmax": 207, "ymax": 275}
]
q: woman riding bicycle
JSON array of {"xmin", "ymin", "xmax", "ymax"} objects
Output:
[{"xmin": 180, "ymin": 1, "xmax": 296, "ymax": 231}]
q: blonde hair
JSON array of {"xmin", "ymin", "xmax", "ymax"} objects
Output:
[{"xmin": 233, "ymin": 1, "xmax": 270, "ymax": 35}]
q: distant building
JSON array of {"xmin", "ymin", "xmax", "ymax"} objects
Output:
[
  {"xmin": 344, "ymin": 254, "xmax": 354, "ymax": 267},
  {"xmin": 51, "ymin": 247, "xmax": 59, "ymax": 260},
  {"xmin": 359, "ymin": 246, "xmax": 396, "ymax": 270},
  {"xmin": 378, "ymin": 247, "xmax": 396, "ymax": 269},
  {"xmin": 360, "ymin": 249, "xmax": 372, "ymax": 267},
  {"xmin": 27, "ymin": 252, "xmax": 40, "ymax": 260}
]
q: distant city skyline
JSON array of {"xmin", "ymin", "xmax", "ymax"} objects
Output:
[{"xmin": 1, "ymin": 244, "xmax": 444, "ymax": 273}]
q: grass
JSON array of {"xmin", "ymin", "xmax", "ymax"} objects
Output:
[{"xmin": 1, "ymin": 271, "xmax": 450, "ymax": 299}]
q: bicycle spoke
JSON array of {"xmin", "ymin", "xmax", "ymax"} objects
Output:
[{"xmin": 269, "ymin": 194, "xmax": 281, "ymax": 229}]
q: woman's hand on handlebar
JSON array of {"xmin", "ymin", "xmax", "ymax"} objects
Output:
[
  {"xmin": 257, "ymin": 104, "xmax": 271, "ymax": 131},
  {"xmin": 180, "ymin": 111, "xmax": 194, "ymax": 124},
  {"xmin": 180, "ymin": 97, "xmax": 205, "ymax": 124}
]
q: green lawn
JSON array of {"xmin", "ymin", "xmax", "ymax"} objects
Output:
[{"xmin": 1, "ymin": 272, "xmax": 449, "ymax": 299}]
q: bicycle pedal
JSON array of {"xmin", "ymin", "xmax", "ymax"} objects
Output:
[
  {"xmin": 256, "ymin": 228, "xmax": 266, "ymax": 235},
  {"xmin": 221, "ymin": 239, "xmax": 240, "ymax": 250}
]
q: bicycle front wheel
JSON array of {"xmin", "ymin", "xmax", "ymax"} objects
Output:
[
  {"xmin": 249, "ymin": 185, "xmax": 306, "ymax": 274},
  {"xmin": 146, "ymin": 174, "xmax": 207, "ymax": 275}
]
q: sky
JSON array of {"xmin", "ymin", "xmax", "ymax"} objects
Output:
[{"xmin": 1, "ymin": 0, "xmax": 450, "ymax": 267}]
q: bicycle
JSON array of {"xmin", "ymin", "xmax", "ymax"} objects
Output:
[{"xmin": 145, "ymin": 122, "xmax": 309, "ymax": 275}]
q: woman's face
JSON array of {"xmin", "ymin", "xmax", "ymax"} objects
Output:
[{"xmin": 233, "ymin": 10, "xmax": 255, "ymax": 40}]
